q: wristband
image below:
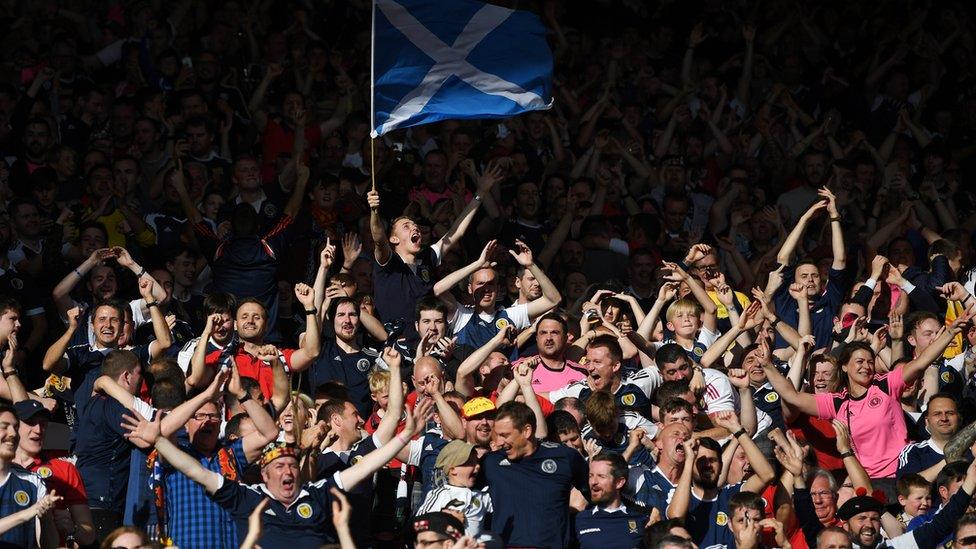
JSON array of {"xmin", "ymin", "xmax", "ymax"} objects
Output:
[
  {"xmin": 146, "ymin": 301, "xmax": 159, "ymax": 308},
  {"xmin": 830, "ymin": 216, "xmax": 841, "ymax": 222},
  {"xmin": 238, "ymin": 392, "xmax": 252, "ymax": 404},
  {"xmin": 839, "ymin": 451, "xmax": 855, "ymax": 459},
  {"xmin": 732, "ymin": 428, "xmax": 747, "ymax": 439},
  {"xmin": 136, "ymin": 268, "xmax": 147, "ymax": 278},
  {"xmin": 770, "ymin": 317, "xmax": 781, "ymax": 328},
  {"xmin": 304, "ymin": 308, "xmax": 317, "ymax": 316},
  {"xmin": 1, "ymin": 369, "xmax": 15, "ymax": 378}
]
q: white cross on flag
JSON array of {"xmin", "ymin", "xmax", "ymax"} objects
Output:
[{"xmin": 371, "ymin": 0, "xmax": 553, "ymax": 137}]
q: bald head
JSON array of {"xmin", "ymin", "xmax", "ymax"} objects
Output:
[{"xmin": 413, "ymin": 356, "xmax": 445, "ymax": 396}]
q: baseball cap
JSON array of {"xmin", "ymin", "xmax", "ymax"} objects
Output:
[
  {"xmin": 434, "ymin": 440, "xmax": 477, "ymax": 471},
  {"xmin": 14, "ymin": 400, "xmax": 51, "ymax": 422},
  {"xmin": 412, "ymin": 512, "xmax": 464, "ymax": 542},
  {"xmin": 462, "ymin": 397, "xmax": 496, "ymax": 419}
]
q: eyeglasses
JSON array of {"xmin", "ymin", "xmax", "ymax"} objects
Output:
[
  {"xmin": 810, "ymin": 490, "xmax": 836, "ymax": 499},
  {"xmin": 192, "ymin": 413, "xmax": 221, "ymax": 422}
]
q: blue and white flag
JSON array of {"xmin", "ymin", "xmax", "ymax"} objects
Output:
[{"xmin": 371, "ymin": 0, "xmax": 553, "ymax": 137}]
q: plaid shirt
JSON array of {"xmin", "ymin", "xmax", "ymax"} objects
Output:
[{"xmin": 163, "ymin": 438, "xmax": 249, "ymax": 549}]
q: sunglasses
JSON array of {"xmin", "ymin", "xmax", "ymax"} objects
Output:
[{"xmin": 959, "ymin": 536, "xmax": 976, "ymax": 546}]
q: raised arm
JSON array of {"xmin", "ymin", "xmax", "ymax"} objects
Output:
[
  {"xmin": 667, "ymin": 438, "xmax": 697, "ymax": 519},
  {"xmin": 159, "ymin": 372, "xmax": 228, "ymax": 437},
  {"xmin": 434, "ymin": 165, "xmax": 502, "ymax": 257},
  {"xmin": 227, "ymin": 364, "xmax": 280, "ymax": 462},
  {"xmin": 761, "ymin": 338, "xmax": 820, "ymax": 417},
  {"xmin": 287, "ymin": 284, "xmax": 321, "ymax": 372},
  {"xmin": 366, "ymin": 190, "xmax": 392, "ymax": 266},
  {"xmin": 661, "ymin": 261, "xmax": 717, "ymax": 331},
  {"xmin": 187, "ymin": 315, "xmax": 221, "ymax": 390},
  {"xmin": 776, "ymin": 201, "xmax": 827, "ymax": 266},
  {"xmin": 513, "ymin": 358, "xmax": 547, "ymax": 439},
  {"xmin": 51, "ymin": 249, "xmax": 115, "ymax": 315},
  {"xmin": 509, "ymin": 240, "xmax": 561, "ymax": 320},
  {"xmin": 454, "ymin": 328, "xmax": 510, "ymax": 397},
  {"xmin": 713, "ymin": 411, "xmax": 776, "ymax": 492},
  {"xmin": 819, "ymin": 187, "xmax": 846, "ymax": 270},
  {"xmin": 373, "ymin": 348, "xmax": 405, "ymax": 444},
  {"xmin": 433, "ymin": 240, "xmax": 498, "ymax": 317},
  {"xmin": 138, "ymin": 278, "xmax": 172, "ymax": 358},
  {"xmin": 42, "ymin": 307, "xmax": 82, "ymax": 373},
  {"xmin": 903, "ymin": 315, "xmax": 967, "ymax": 386},
  {"xmin": 339, "ymin": 398, "xmax": 430, "ymax": 491}
]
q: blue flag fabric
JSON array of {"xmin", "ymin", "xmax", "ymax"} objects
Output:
[{"xmin": 371, "ymin": 0, "xmax": 553, "ymax": 137}]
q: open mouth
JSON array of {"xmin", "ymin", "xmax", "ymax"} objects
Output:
[{"xmin": 410, "ymin": 233, "xmax": 421, "ymax": 244}]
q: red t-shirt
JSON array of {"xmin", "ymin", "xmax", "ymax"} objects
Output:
[
  {"xmin": 27, "ymin": 454, "xmax": 87, "ymax": 509},
  {"xmin": 789, "ymin": 414, "xmax": 843, "ymax": 472},
  {"xmin": 233, "ymin": 347, "xmax": 297, "ymax": 399},
  {"xmin": 260, "ymin": 118, "xmax": 322, "ymax": 183}
]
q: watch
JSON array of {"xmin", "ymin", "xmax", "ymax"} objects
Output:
[
  {"xmin": 304, "ymin": 308, "xmax": 318, "ymax": 315},
  {"xmin": 839, "ymin": 451, "xmax": 855, "ymax": 459},
  {"xmin": 732, "ymin": 428, "xmax": 747, "ymax": 439},
  {"xmin": 146, "ymin": 301, "xmax": 159, "ymax": 308},
  {"xmin": 238, "ymin": 392, "xmax": 252, "ymax": 404}
]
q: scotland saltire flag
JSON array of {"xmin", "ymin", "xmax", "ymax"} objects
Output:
[{"xmin": 371, "ymin": 0, "xmax": 553, "ymax": 137}]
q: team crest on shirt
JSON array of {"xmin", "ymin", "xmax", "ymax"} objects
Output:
[
  {"xmin": 296, "ymin": 503, "xmax": 313, "ymax": 519},
  {"xmin": 10, "ymin": 278, "xmax": 22, "ymax": 290},
  {"xmin": 495, "ymin": 318, "xmax": 509, "ymax": 330},
  {"xmin": 764, "ymin": 392, "xmax": 779, "ymax": 403},
  {"xmin": 420, "ymin": 268, "xmax": 430, "ymax": 282},
  {"xmin": 716, "ymin": 512, "xmax": 728, "ymax": 526},
  {"xmin": 942, "ymin": 371, "xmax": 954, "ymax": 383},
  {"xmin": 356, "ymin": 359, "xmax": 370, "ymax": 372},
  {"xmin": 13, "ymin": 490, "xmax": 29, "ymax": 506},
  {"xmin": 262, "ymin": 203, "xmax": 277, "ymax": 217},
  {"xmin": 541, "ymin": 459, "xmax": 558, "ymax": 474},
  {"xmin": 868, "ymin": 396, "xmax": 882, "ymax": 408},
  {"xmin": 621, "ymin": 394, "xmax": 636, "ymax": 406},
  {"xmin": 693, "ymin": 345, "xmax": 704, "ymax": 357},
  {"xmin": 37, "ymin": 466, "xmax": 52, "ymax": 478},
  {"xmin": 628, "ymin": 520, "xmax": 638, "ymax": 534}
]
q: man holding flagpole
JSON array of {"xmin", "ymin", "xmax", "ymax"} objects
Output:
[{"xmin": 367, "ymin": 0, "xmax": 554, "ymax": 341}]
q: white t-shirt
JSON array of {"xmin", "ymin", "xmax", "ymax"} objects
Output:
[
  {"xmin": 449, "ymin": 303, "xmax": 531, "ymax": 333},
  {"xmin": 416, "ymin": 484, "xmax": 493, "ymax": 537}
]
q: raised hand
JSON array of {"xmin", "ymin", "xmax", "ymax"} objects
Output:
[
  {"xmin": 382, "ymin": 346, "xmax": 401, "ymax": 369},
  {"xmin": 205, "ymin": 370, "xmax": 230, "ymax": 400},
  {"xmin": 661, "ymin": 261, "xmax": 690, "ymax": 282},
  {"xmin": 716, "ymin": 284, "xmax": 735, "ymax": 307},
  {"xmin": 121, "ymin": 409, "xmax": 162, "ymax": 449},
  {"xmin": 689, "ymin": 22, "xmax": 707, "ymax": 46},
  {"xmin": 831, "ymin": 419, "xmax": 853, "ymax": 454},
  {"xmin": 255, "ymin": 345, "xmax": 281, "ymax": 363},
  {"xmin": 727, "ymin": 368, "xmax": 750, "ymax": 390},
  {"xmin": 294, "ymin": 283, "xmax": 316, "ymax": 308},
  {"xmin": 30, "ymin": 490, "xmax": 62, "ymax": 518},
  {"xmin": 514, "ymin": 361, "xmax": 533, "ymax": 387},
  {"xmin": 341, "ymin": 234, "xmax": 361, "ymax": 267},
  {"xmin": 684, "ymin": 243, "xmax": 712, "ymax": 265},
  {"xmin": 478, "ymin": 239, "xmax": 499, "ymax": 267},
  {"xmin": 870, "ymin": 255, "xmax": 889, "ymax": 280},
  {"xmin": 888, "ymin": 312, "xmax": 904, "ymax": 340},
  {"xmin": 477, "ymin": 162, "xmax": 505, "ymax": 192},
  {"xmin": 737, "ymin": 301, "xmax": 764, "ymax": 331},
  {"xmin": 138, "ymin": 278, "xmax": 155, "ymax": 301},
  {"xmin": 711, "ymin": 410, "xmax": 743, "ymax": 433},
  {"xmin": 329, "ymin": 488, "xmax": 353, "ymax": 531},
  {"xmin": 937, "ymin": 282, "xmax": 971, "ymax": 303},
  {"xmin": 508, "ymin": 239, "xmax": 534, "ymax": 267},
  {"xmin": 113, "ymin": 246, "xmax": 136, "ymax": 268},
  {"xmin": 658, "ymin": 282, "xmax": 680, "ymax": 302},
  {"xmin": 771, "ymin": 431, "xmax": 804, "ymax": 476},
  {"xmin": 366, "ymin": 190, "xmax": 380, "ymax": 211},
  {"xmin": 787, "ymin": 282, "xmax": 808, "ymax": 302}
]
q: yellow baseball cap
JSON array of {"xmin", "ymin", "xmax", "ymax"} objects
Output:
[{"xmin": 461, "ymin": 397, "xmax": 497, "ymax": 419}]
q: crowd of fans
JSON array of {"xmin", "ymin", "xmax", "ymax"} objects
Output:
[{"xmin": 4, "ymin": 0, "xmax": 976, "ymax": 548}]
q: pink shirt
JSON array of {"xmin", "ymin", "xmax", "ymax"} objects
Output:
[
  {"xmin": 515, "ymin": 356, "xmax": 587, "ymax": 394},
  {"xmin": 815, "ymin": 365, "xmax": 909, "ymax": 478}
]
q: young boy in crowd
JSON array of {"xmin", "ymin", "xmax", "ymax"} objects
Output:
[{"xmin": 896, "ymin": 474, "xmax": 933, "ymax": 527}]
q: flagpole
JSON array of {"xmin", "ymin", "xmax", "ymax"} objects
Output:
[{"xmin": 370, "ymin": 0, "xmax": 377, "ymax": 192}]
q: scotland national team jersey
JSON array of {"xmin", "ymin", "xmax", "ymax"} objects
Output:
[
  {"xmin": 210, "ymin": 475, "xmax": 341, "ymax": 549},
  {"xmin": 373, "ymin": 246, "xmax": 439, "ymax": 337},
  {"xmin": 580, "ymin": 411, "xmax": 658, "ymax": 467},
  {"xmin": 0, "ymin": 467, "xmax": 46, "ymax": 548},
  {"xmin": 898, "ymin": 439, "xmax": 945, "ymax": 477},
  {"xmin": 309, "ymin": 340, "xmax": 379, "ymax": 418},
  {"xmin": 483, "ymin": 441, "xmax": 587, "ymax": 548},
  {"xmin": 633, "ymin": 466, "xmax": 678, "ymax": 513},
  {"xmin": 680, "ymin": 482, "xmax": 744, "ymax": 549},
  {"xmin": 549, "ymin": 380, "xmax": 652, "ymax": 414},
  {"xmin": 574, "ymin": 504, "xmax": 647, "ymax": 549},
  {"xmin": 450, "ymin": 303, "xmax": 530, "ymax": 350}
]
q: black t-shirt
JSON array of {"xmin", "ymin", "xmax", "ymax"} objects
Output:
[
  {"xmin": 373, "ymin": 247, "xmax": 439, "ymax": 334},
  {"xmin": 309, "ymin": 339, "xmax": 379, "ymax": 418}
]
